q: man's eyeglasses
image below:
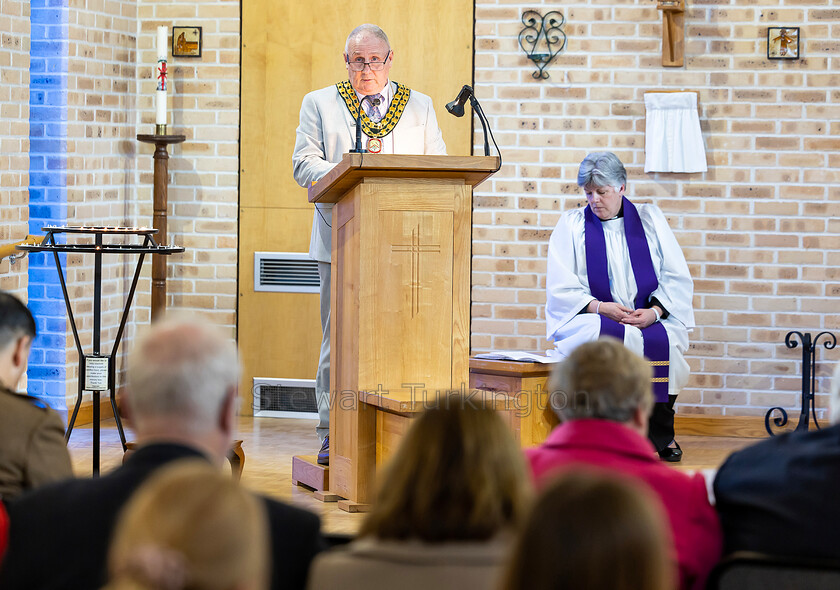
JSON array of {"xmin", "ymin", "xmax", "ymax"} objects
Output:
[{"xmin": 346, "ymin": 51, "xmax": 391, "ymax": 72}]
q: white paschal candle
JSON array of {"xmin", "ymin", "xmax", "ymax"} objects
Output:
[{"xmin": 155, "ymin": 26, "xmax": 168, "ymax": 127}]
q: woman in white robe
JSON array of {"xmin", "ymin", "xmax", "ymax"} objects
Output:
[{"xmin": 545, "ymin": 152, "xmax": 694, "ymax": 461}]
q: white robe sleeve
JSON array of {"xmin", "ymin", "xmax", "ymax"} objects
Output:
[
  {"xmin": 546, "ymin": 209, "xmax": 595, "ymax": 340},
  {"xmin": 641, "ymin": 205, "xmax": 695, "ymax": 329}
]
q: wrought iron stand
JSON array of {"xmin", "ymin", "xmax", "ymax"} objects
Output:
[
  {"xmin": 765, "ymin": 331, "xmax": 837, "ymax": 436},
  {"xmin": 18, "ymin": 226, "xmax": 184, "ymax": 475}
]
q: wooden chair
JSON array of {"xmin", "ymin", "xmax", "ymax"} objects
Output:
[{"xmin": 707, "ymin": 552, "xmax": 840, "ymax": 590}]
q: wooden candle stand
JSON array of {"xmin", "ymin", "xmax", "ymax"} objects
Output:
[
  {"xmin": 137, "ymin": 133, "xmax": 186, "ymax": 318},
  {"xmin": 657, "ymin": 0, "xmax": 686, "ymax": 67}
]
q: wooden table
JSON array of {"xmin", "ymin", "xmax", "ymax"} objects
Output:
[{"xmin": 468, "ymin": 358, "xmax": 558, "ymax": 447}]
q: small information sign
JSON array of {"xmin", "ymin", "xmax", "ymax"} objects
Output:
[{"xmin": 84, "ymin": 355, "xmax": 110, "ymax": 391}]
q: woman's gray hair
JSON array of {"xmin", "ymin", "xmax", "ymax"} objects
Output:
[
  {"xmin": 345, "ymin": 24, "xmax": 390, "ymax": 54},
  {"xmin": 127, "ymin": 314, "xmax": 239, "ymax": 434},
  {"xmin": 577, "ymin": 151, "xmax": 627, "ymax": 190},
  {"xmin": 548, "ymin": 338, "xmax": 652, "ymax": 423}
]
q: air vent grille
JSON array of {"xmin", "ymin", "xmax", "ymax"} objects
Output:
[
  {"xmin": 252, "ymin": 378, "xmax": 318, "ymax": 419},
  {"xmin": 254, "ymin": 252, "xmax": 319, "ymax": 293}
]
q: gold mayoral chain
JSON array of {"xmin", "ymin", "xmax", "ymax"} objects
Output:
[{"xmin": 336, "ymin": 80, "xmax": 410, "ymax": 139}]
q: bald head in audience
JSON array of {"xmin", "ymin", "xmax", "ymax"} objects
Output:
[
  {"xmin": 0, "ymin": 313, "xmax": 324, "ymax": 590},
  {"xmin": 124, "ymin": 315, "xmax": 239, "ymax": 462}
]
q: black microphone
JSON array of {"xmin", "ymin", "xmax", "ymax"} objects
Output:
[
  {"xmin": 349, "ymin": 95, "xmax": 381, "ymax": 154},
  {"xmin": 445, "ymin": 84, "xmax": 501, "ymax": 168},
  {"xmin": 349, "ymin": 99, "xmax": 366, "ymax": 153},
  {"xmin": 445, "ymin": 84, "xmax": 472, "ymax": 117}
]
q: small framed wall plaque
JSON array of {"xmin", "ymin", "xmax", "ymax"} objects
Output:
[
  {"xmin": 767, "ymin": 27, "xmax": 799, "ymax": 60},
  {"xmin": 172, "ymin": 26, "xmax": 202, "ymax": 58}
]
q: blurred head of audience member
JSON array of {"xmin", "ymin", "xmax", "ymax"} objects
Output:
[
  {"xmin": 0, "ymin": 291, "xmax": 37, "ymax": 391},
  {"xmin": 360, "ymin": 402, "xmax": 531, "ymax": 542},
  {"xmin": 502, "ymin": 470, "xmax": 674, "ymax": 590},
  {"xmin": 549, "ymin": 337, "xmax": 652, "ymax": 432},
  {"xmin": 104, "ymin": 460, "xmax": 269, "ymax": 590},
  {"xmin": 124, "ymin": 313, "xmax": 240, "ymax": 462}
]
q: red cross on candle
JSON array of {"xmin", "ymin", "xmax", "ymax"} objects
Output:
[{"xmin": 157, "ymin": 61, "xmax": 167, "ymax": 91}]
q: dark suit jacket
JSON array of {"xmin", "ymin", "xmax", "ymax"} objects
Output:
[
  {"xmin": 714, "ymin": 423, "xmax": 840, "ymax": 558},
  {"xmin": 0, "ymin": 443, "xmax": 324, "ymax": 590}
]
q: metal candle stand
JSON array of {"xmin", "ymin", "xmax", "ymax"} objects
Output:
[
  {"xmin": 18, "ymin": 226, "xmax": 184, "ymax": 475},
  {"xmin": 765, "ymin": 331, "xmax": 837, "ymax": 436}
]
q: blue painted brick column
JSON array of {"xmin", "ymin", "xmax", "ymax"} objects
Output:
[{"xmin": 27, "ymin": 0, "xmax": 68, "ymax": 410}]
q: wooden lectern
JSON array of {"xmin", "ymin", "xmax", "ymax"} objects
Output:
[{"xmin": 308, "ymin": 154, "xmax": 498, "ymax": 508}]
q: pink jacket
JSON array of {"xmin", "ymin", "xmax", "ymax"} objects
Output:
[
  {"xmin": 0, "ymin": 501, "xmax": 7, "ymax": 561},
  {"xmin": 525, "ymin": 419, "xmax": 722, "ymax": 590}
]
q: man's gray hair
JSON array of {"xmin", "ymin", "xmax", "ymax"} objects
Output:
[
  {"xmin": 577, "ymin": 151, "xmax": 627, "ymax": 190},
  {"xmin": 127, "ymin": 314, "xmax": 239, "ymax": 434},
  {"xmin": 345, "ymin": 24, "xmax": 390, "ymax": 54},
  {"xmin": 549, "ymin": 338, "xmax": 653, "ymax": 423},
  {"xmin": 830, "ymin": 363, "xmax": 840, "ymax": 425}
]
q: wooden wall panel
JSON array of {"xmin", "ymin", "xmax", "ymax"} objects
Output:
[
  {"xmin": 240, "ymin": 0, "xmax": 473, "ymax": 413},
  {"xmin": 237, "ymin": 207, "xmax": 322, "ymax": 412}
]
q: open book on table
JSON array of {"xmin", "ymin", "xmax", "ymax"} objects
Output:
[{"xmin": 472, "ymin": 350, "xmax": 559, "ymax": 364}]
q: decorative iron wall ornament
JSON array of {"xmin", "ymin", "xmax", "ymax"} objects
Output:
[
  {"xmin": 518, "ymin": 10, "xmax": 567, "ymax": 79},
  {"xmin": 765, "ymin": 331, "xmax": 837, "ymax": 436}
]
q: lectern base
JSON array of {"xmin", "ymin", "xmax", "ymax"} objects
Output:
[
  {"xmin": 337, "ymin": 499, "xmax": 372, "ymax": 513},
  {"xmin": 291, "ymin": 455, "xmax": 329, "ymax": 492}
]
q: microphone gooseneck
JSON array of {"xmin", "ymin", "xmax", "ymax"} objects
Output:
[
  {"xmin": 350, "ymin": 104, "xmax": 365, "ymax": 153},
  {"xmin": 445, "ymin": 84, "xmax": 502, "ymax": 171}
]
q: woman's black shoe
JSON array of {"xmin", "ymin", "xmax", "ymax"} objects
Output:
[{"xmin": 658, "ymin": 440, "xmax": 682, "ymax": 462}]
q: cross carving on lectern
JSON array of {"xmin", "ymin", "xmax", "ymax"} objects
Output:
[{"xmin": 391, "ymin": 224, "xmax": 440, "ymax": 318}]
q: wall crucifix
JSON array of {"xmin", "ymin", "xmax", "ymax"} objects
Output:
[{"xmin": 657, "ymin": 0, "xmax": 686, "ymax": 67}]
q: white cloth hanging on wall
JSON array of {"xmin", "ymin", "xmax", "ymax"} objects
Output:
[{"xmin": 644, "ymin": 92, "xmax": 707, "ymax": 173}]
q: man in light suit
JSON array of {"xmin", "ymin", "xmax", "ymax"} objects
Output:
[{"xmin": 292, "ymin": 23, "xmax": 447, "ymax": 464}]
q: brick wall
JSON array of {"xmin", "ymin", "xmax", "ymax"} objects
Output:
[
  {"xmin": 62, "ymin": 0, "xmax": 139, "ymax": 401},
  {"xmin": 53, "ymin": 0, "xmax": 241, "ymax": 408},
  {"xmin": 473, "ymin": 1, "xmax": 840, "ymax": 417},
  {"xmin": 27, "ymin": 0, "xmax": 67, "ymax": 408},
  {"xmin": 137, "ymin": 1, "xmax": 241, "ymax": 338},
  {"xmin": 0, "ymin": 0, "xmax": 30, "ymax": 297},
  {"xmin": 21, "ymin": 0, "xmax": 241, "ymax": 410}
]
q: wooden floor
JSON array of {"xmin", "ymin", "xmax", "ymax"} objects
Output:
[{"xmin": 67, "ymin": 416, "xmax": 756, "ymax": 536}]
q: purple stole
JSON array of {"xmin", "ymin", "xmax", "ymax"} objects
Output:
[{"xmin": 584, "ymin": 197, "xmax": 670, "ymax": 402}]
